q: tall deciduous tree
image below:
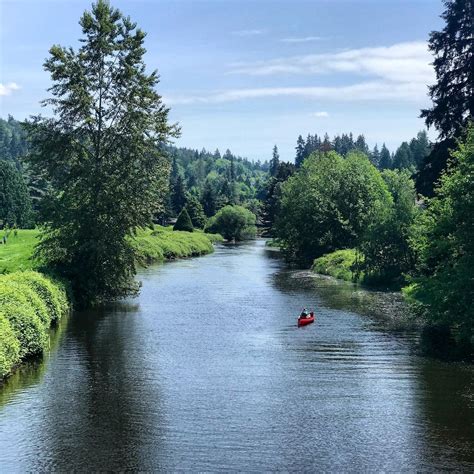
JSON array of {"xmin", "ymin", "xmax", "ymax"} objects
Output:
[
  {"xmin": 26, "ymin": 0, "xmax": 179, "ymax": 303},
  {"xmin": 408, "ymin": 124, "xmax": 474, "ymax": 347}
]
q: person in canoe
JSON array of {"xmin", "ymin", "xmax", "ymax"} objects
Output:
[{"xmin": 300, "ymin": 308, "xmax": 309, "ymax": 319}]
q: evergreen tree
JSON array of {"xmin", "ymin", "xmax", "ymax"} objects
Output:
[
  {"xmin": 392, "ymin": 142, "xmax": 415, "ymax": 170},
  {"xmin": 295, "ymin": 135, "xmax": 305, "ymax": 168},
  {"xmin": 25, "ymin": 0, "xmax": 178, "ymax": 303},
  {"xmin": 418, "ymin": 0, "xmax": 474, "ymax": 196},
  {"xmin": 321, "ymin": 133, "xmax": 332, "ymax": 152},
  {"xmin": 186, "ymin": 195, "xmax": 206, "ymax": 228},
  {"xmin": 409, "ymin": 131, "xmax": 431, "ymax": 168},
  {"xmin": 0, "ymin": 160, "xmax": 33, "ymax": 227},
  {"xmin": 173, "ymin": 207, "xmax": 193, "ymax": 232},
  {"xmin": 201, "ymin": 180, "xmax": 217, "ymax": 217},
  {"xmin": 171, "ymin": 175, "xmax": 187, "ymax": 214},
  {"xmin": 269, "ymin": 145, "xmax": 280, "ymax": 176},
  {"xmin": 355, "ymin": 134, "xmax": 369, "ymax": 155},
  {"xmin": 379, "ymin": 144, "xmax": 392, "ymax": 170},
  {"xmin": 370, "ymin": 144, "xmax": 381, "ymax": 168}
]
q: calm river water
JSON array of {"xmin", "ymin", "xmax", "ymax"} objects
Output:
[{"xmin": 1, "ymin": 240, "xmax": 473, "ymax": 471}]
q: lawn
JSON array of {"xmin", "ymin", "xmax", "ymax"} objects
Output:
[{"xmin": 0, "ymin": 229, "xmax": 39, "ymax": 274}]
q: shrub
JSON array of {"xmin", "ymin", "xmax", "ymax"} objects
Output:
[
  {"xmin": 312, "ymin": 249, "xmax": 361, "ymax": 282},
  {"xmin": 0, "ymin": 299, "xmax": 48, "ymax": 358},
  {"xmin": 1, "ymin": 276, "xmax": 51, "ymax": 326},
  {"xmin": 0, "ymin": 313, "xmax": 20, "ymax": 379},
  {"xmin": 205, "ymin": 205, "xmax": 256, "ymax": 241},
  {"xmin": 173, "ymin": 208, "xmax": 194, "ymax": 232},
  {"xmin": 6, "ymin": 271, "xmax": 69, "ymax": 323}
]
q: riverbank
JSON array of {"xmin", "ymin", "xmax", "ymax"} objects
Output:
[
  {"xmin": 0, "ymin": 226, "xmax": 223, "ymax": 380},
  {"xmin": 0, "ymin": 271, "xmax": 69, "ymax": 379}
]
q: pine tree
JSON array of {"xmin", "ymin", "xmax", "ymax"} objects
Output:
[
  {"xmin": 418, "ymin": 0, "xmax": 474, "ymax": 195},
  {"xmin": 186, "ymin": 196, "xmax": 206, "ymax": 228},
  {"xmin": 269, "ymin": 145, "xmax": 280, "ymax": 176},
  {"xmin": 370, "ymin": 144, "xmax": 381, "ymax": 168},
  {"xmin": 355, "ymin": 134, "xmax": 369, "ymax": 155},
  {"xmin": 201, "ymin": 180, "xmax": 217, "ymax": 217},
  {"xmin": 321, "ymin": 133, "xmax": 332, "ymax": 152},
  {"xmin": 173, "ymin": 207, "xmax": 193, "ymax": 232},
  {"xmin": 393, "ymin": 142, "xmax": 415, "ymax": 170},
  {"xmin": 379, "ymin": 144, "xmax": 392, "ymax": 170},
  {"xmin": 295, "ymin": 135, "xmax": 305, "ymax": 168},
  {"xmin": 171, "ymin": 175, "xmax": 187, "ymax": 214}
]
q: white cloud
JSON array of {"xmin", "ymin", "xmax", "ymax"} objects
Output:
[
  {"xmin": 281, "ymin": 36, "xmax": 324, "ymax": 43},
  {"xmin": 228, "ymin": 41, "xmax": 434, "ymax": 84},
  {"xmin": 165, "ymin": 80, "xmax": 428, "ymax": 106},
  {"xmin": 311, "ymin": 111, "xmax": 329, "ymax": 117},
  {"xmin": 0, "ymin": 82, "xmax": 20, "ymax": 96},
  {"xmin": 232, "ymin": 29, "xmax": 265, "ymax": 37},
  {"xmin": 164, "ymin": 41, "xmax": 433, "ymax": 107}
]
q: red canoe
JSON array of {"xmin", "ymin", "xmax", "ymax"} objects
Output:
[{"xmin": 297, "ymin": 315, "xmax": 315, "ymax": 327}]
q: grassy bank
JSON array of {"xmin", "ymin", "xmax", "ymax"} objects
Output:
[
  {"xmin": 0, "ymin": 227, "xmax": 223, "ymax": 274},
  {"xmin": 0, "ymin": 271, "xmax": 69, "ymax": 379},
  {"xmin": 130, "ymin": 226, "xmax": 223, "ymax": 265},
  {"xmin": 312, "ymin": 249, "xmax": 361, "ymax": 282}
]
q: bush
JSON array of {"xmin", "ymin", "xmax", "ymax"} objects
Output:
[
  {"xmin": 312, "ymin": 249, "xmax": 361, "ymax": 282},
  {"xmin": 5, "ymin": 271, "xmax": 69, "ymax": 323},
  {"xmin": 1, "ymin": 277, "xmax": 51, "ymax": 326},
  {"xmin": 205, "ymin": 205, "xmax": 256, "ymax": 241},
  {"xmin": 173, "ymin": 208, "xmax": 194, "ymax": 232},
  {"xmin": 0, "ymin": 298, "xmax": 48, "ymax": 359},
  {"xmin": 0, "ymin": 313, "xmax": 20, "ymax": 379}
]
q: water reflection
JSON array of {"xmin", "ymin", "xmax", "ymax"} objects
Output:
[{"xmin": 0, "ymin": 240, "xmax": 473, "ymax": 471}]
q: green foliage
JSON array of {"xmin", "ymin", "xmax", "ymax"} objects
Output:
[
  {"xmin": 4, "ymin": 271, "xmax": 68, "ymax": 324},
  {"xmin": 205, "ymin": 205, "xmax": 256, "ymax": 241},
  {"xmin": 131, "ymin": 226, "xmax": 221, "ymax": 264},
  {"xmin": 312, "ymin": 249, "xmax": 361, "ymax": 282},
  {"xmin": 0, "ymin": 313, "xmax": 20, "ymax": 379},
  {"xmin": 407, "ymin": 124, "xmax": 474, "ymax": 344},
  {"xmin": 165, "ymin": 145, "xmax": 267, "ymax": 215},
  {"xmin": 276, "ymin": 151, "xmax": 391, "ymax": 263},
  {"xmin": 0, "ymin": 270, "xmax": 68, "ymax": 376},
  {"xmin": 358, "ymin": 170, "xmax": 418, "ymax": 286},
  {"xmin": 173, "ymin": 208, "xmax": 194, "ymax": 232},
  {"xmin": 0, "ymin": 160, "xmax": 33, "ymax": 227},
  {"xmin": 186, "ymin": 196, "xmax": 207, "ymax": 229},
  {"xmin": 25, "ymin": 0, "xmax": 179, "ymax": 304},
  {"xmin": 261, "ymin": 161, "xmax": 295, "ymax": 233}
]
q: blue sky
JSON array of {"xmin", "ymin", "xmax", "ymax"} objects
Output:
[{"xmin": 0, "ymin": 0, "xmax": 443, "ymax": 161}]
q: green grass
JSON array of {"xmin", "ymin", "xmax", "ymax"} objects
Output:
[
  {"xmin": 312, "ymin": 249, "xmax": 362, "ymax": 282},
  {"xmin": 0, "ymin": 229, "xmax": 39, "ymax": 274},
  {"xmin": 131, "ymin": 225, "xmax": 223, "ymax": 265},
  {"xmin": 0, "ymin": 226, "xmax": 223, "ymax": 275}
]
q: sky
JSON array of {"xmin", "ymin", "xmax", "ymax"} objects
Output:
[{"xmin": 0, "ymin": 0, "xmax": 444, "ymax": 162}]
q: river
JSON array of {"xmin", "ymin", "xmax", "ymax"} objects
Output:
[{"xmin": 1, "ymin": 240, "xmax": 473, "ymax": 471}]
